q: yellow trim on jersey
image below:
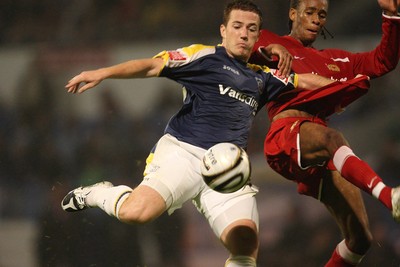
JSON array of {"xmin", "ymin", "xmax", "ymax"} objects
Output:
[
  {"xmin": 152, "ymin": 52, "xmax": 169, "ymax": 77},
  {"xmin": 180, "ymin": 44, "xmax": 215, "ymax": 57},
  {"xmin": 153, "ymin": 44, "xmax": 216, "ymax": 76},
  {"xmin": 143, "ymin": 152, "xmax": 154, "ymax": 176},
  {"xmin": 293, "ymin": 73, "xmax": 298, "ymax": 88},
  {"xmin": 247, "ymin": 62, "xmax": 268, "ymax": 72},
  {"xmin": 247, "ymin": 63, "xmax": 298, "ymax": 88}
]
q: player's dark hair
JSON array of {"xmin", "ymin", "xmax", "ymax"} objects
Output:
[{"xmin": 223, "ymin": 0, "xmax": 263, "ymax": 28}]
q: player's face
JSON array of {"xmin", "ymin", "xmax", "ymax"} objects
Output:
[
  {"xmin": 289, "ymin": 0, "xmax": 328, "ymax": 47},
  {"xmin": 220, "ymin": 9, "xmax": 260, "ymax": 62}
]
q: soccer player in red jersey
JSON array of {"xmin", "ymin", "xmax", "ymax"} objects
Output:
[{"xmin": 250, "ymin": 0, "xmax": 400, "ymax": 266}]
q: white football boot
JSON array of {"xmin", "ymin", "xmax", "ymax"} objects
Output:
[
  {"xmin": 391, "ymin": 186, "xmax": 400, "ymax": 223},
  {"xmin": 61, "ymin": 181, "xmax": 113, "ymax": 212}
]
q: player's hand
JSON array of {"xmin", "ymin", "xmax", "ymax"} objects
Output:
[
  {"xmin": 378, "ymin": 0, "xmax": 399, "ymax": 16},
  {"xmin": 261, "ymin": 44, "xmax": 293, "ymax": 78},
  {"xmin": 65, "ymin": 70, "xmax": 104, "ymax": 94}
]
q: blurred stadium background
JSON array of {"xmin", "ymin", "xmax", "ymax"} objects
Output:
[{"xmin": 0, "ymin": 0, "xmax": 399, "ymax": 266}]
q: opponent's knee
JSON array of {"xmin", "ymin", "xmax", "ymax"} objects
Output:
[{"xmin": 323, "ymin": 129, "xmax": 348, "ymax": 153}]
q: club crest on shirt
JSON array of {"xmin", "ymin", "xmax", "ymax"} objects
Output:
[
  {"xmin": 255, "ymin": 77, "xmax": 264, "ymax": 93},
  {"xmin": 326, "ymin": 63, "xmax": 340, "ymax": 72},
  {"xmin": 168, "ymin": 51, "xmax": 187, "ymax": 61}
]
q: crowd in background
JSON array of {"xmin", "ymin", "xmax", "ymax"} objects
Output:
[
  {"xmin": 0, "ymin": 0, "xmax": 383, "ymax": 46},
  {"xmin": 1, "ymin": 0, "xmax": 400, "ymax": 266}
]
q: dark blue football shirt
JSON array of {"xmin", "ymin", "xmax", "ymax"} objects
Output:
[{"xmin": 155, "ymin": 44, "xmax": 297, "ymax": 150}]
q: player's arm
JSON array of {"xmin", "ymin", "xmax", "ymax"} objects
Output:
[
  {"xmin": 297, "ymin": 74, "xmax": 369, "ymax": 90},
  {"xmin": 65, "ymin": 57, "xmax": 164, "ymax": 94},
  {"xmin": 296, "ymin": 73, "xmax": 335, "ymax": 90},
  {"xmin": 260, "ymin": 44, "xmax": 293, "ymax": 78},
  {"xmin": 350, "ymin": 0, "xmax": 399, "ymax": 77}
]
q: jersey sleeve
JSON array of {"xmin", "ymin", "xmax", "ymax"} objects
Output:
[
  {"xmin": 350, "ymin": 14, "xmax": 400, "ymax": 78},
  {"xmin": 153, "ymin": 44, "xmax": 216, "ymax": 77},
  {"xmin": 255, "ymin": 65, "xmax": 298, "ymax": 108}
]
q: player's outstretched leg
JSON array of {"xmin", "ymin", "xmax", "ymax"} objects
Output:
[
  {"xmin": 391, "ymin": 186, "xmax": 400, "ymax": 223},
  {"xmin": 61, "ymin": 181, "xmax": 114, "ymax": 212},
  {"xmin": 61, "ymin": 181, "xmax": 133, "ymax": 218}
]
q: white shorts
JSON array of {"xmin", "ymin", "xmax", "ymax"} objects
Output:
[{"xmin": 141, "ymin": 134, "xmax": 259, "ymax": 237}]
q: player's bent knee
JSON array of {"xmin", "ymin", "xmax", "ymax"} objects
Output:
[
  {"xmin": 222, "ymin": 220, "xmax": 259, "ymax": 256},
  {"xmin": 323, "ymin": 128, "xmax": 347, "ymax": 149},
  {"xmin": 322, "ymin": 128, "xmax": 347, "ymax": 157},
  {"xmin": 117, "ymin": 185, "xmax": 167, "ymax": 224},
  {"xmin": 227, "ymin": 225, "xmax": 258, "ymax": 255}
]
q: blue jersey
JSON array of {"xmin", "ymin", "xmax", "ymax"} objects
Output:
[{"xmin": 155, "ymin": 44, "xmax": 297, "ymax": 150}]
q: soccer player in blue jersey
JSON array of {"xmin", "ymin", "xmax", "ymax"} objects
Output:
[{"xmin": 60, "ymin": 1, "xmax": 364, "ymax": 266}]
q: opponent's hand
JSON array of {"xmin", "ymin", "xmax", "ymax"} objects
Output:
[
  {"xmin": 261, "ymin": 44, "xmax": 293, "ymax": 78},
  {"xmin": 65, "ymin": 70, "xmax": 104, "ymax": 94},
  {"xmin": 378, "ymin": 0, "xmax": 399, "ymax": 16}
]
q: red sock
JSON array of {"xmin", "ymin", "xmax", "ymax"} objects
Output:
[
  {"xmin": 333, "ymin": 146, "xmax": 392, "ymax": 210},
  {"xmin": 325, "ymin": 248, "xmax": 357, "ymax": 267},
  {"xmin": 325, "ymin": 240, "xmax": 364, "ymax": 267}
]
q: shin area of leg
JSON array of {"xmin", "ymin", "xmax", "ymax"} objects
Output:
[{"xmin": 322, "ymin": 173, "xmax": 372, "ymax": 263}]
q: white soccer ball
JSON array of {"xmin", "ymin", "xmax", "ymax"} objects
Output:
[{"xmin": 201, "ymin": 142, "xmax": 251, "ymax": 193}]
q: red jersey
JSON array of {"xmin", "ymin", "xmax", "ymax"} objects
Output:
[{"xmin": 250, "ymin": 14, "xmax": 400, "ymax": 119}]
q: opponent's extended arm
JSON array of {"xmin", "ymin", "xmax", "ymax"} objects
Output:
[
  {"xmin": 297, "ymin": 74, "xmax": 369, "ymax": 90},
  {"xmin": 296, "ymin": 73, "xmax": 334, "ymax": 90},
  {"xmin": 65, "ymin": 57, "xmax": 164, "ymax": 94}
]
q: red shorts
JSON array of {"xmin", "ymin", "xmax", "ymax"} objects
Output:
[{"xmin": 264, "ymin": 116, "xmax": 333, "ymax": 199}]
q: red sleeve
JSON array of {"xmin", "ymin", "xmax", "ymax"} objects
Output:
[
  {"xmin": 266, "ymin": 75, "xmax": 370, "ymax": 119},
  {"xmin": 350, "ymin": 14, "xmax": 400, "ymax": 78}
]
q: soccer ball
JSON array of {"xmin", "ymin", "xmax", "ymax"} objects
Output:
[{"xmin": 201, "ymin": 143, "xmax": 251, "ymax": 193}]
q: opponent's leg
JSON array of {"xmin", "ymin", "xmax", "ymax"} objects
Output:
[
  {"xmin": 300, "ymin": 122, "xmax": 400, "ymax": 221},
  {"xmin": 321, "ymin": 171, "xmax": 373, "ymax": 266},
  {"xmin": 333, "ymin": 146, "xmax": 392, "ymax": 209}
]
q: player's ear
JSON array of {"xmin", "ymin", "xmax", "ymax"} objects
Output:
[
  {"xmin": 220, "ymin": 24, "xmax": 226, "ymax": 39},
  {"xmin": 289, "ymin": 8, "xmax": 296, "ymax": 22}
]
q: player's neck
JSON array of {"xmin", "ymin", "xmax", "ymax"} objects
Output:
[{"xmin": 288, "ymin": 33, "xmax": 314, "ymax": 48}]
